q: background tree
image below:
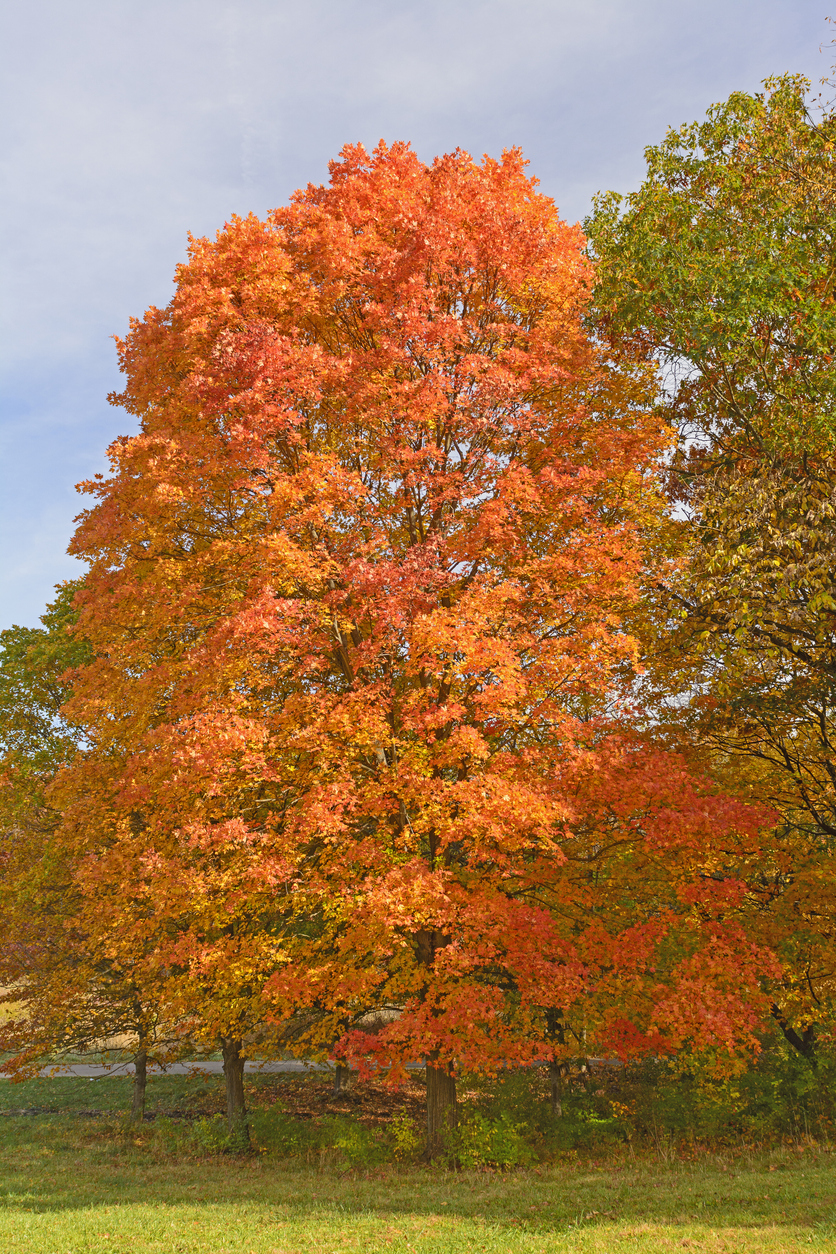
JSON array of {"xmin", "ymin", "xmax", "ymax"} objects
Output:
[
  {"xmin": 586, "ymin": 73, "xmax": 836, "ymax": 1058},
  {"xmin": 0, "ymin": 586, "xmax": 174, "ymax": 1121},
  {"xmin": 49, "ymin": 630, "xmax": 299, "ymax": 1146}
]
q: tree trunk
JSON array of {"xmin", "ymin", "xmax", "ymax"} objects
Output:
[
  {"xmin": 333, "ymin": 1062, "xmax": 351, "ymax": 1094},
  {"xmin": 426, "ymin": 1057, "xmax": 457, "ymax": 1159},
  {"xmin": 771, "ymin": 1004, "xmax": 818, "ymax": 1069},
  {"xmin": 548, "ymin": 1061, "xmax": 564, "ymax": 1117},
  {"xmin": 221, "ymin": 1037, "xmax": 250, "ymax": 1147},
  {"xmin": 414, "ymin": 926, "xmax": 457, "ymax": 1158},
  {"xmin": 545, "ymin": 1009, "xmax": 567, "ymax": 1116},
  {"xmin": 130, "ymin": 1047, "xmax": 147, "ymax": 1122}
]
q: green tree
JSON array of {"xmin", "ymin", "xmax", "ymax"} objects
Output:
[{"xmin": 586, "ymin": 73, "xmax": 836, "ymax": 1057}]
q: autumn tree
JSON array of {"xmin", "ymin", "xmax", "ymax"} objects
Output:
[
  {"xmin": 49, "ymin": 623, "xmax": 298, "ymax": 1146},
  {"xmin": 586, "ymin": 74, "xmax": 836, "ymax": 1058},
  {"xmin": 60, "ymin": 143, "xmax": 776, "ymax": 1155},
  {"xmin": 0, "ymin": 586, "xmax": 176, "ymax": 1120}
]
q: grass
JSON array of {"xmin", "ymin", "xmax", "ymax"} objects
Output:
[{"xmin": 1, "ymin": 1073, "xmax": 835, "ymax": 1252}]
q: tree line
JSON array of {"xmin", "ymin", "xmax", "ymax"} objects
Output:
[{"xmin": 1, "ymin": 74, "xmax": 834, "ymax": 1156}]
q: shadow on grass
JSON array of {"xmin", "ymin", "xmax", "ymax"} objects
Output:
[{"xmin": 1, "ymin": 1112, "xmax": 835, "ymax": 1244}]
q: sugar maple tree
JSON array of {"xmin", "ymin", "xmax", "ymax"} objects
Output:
[{"xmin": 58, "ymin": 143, "xmax": 776, "ymax": 1153}]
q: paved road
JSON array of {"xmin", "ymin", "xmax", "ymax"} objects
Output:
[{"xmin": 0, "ymin": 1060, "xmax": 336, "ymax": 1079}]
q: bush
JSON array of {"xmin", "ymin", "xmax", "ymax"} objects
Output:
[
  {"xmin": 593, "ymin": 1034, "xmax": 836, "ymax": 1151},
  {"xmin": 388, "ymin": 1110, "xmax": 424, "ymax": 1162},
  {"xmin": 451, "ymin": 1111, "xmax": 535, "ymax": 1168},
  {"xmin": 248, "ymin": 1106, "xmax": 388, "ymax": 1167},
  {"xmin": 191, "ymin": 1114, "xmax": 238, "ymax": 1155},
  {"xmin": 461, "ymin": 1065, "xmax": 628, "ymax": 1159},
  {"xmin": 315, "ymin": 1115, "xmax": 388, "ymax": 1168},
  {"xmin": 249, "ymin": 1107, "xmax": 310, "ymax": 1157}
]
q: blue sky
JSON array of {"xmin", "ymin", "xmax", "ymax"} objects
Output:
[{"xmin": 1, "ymin": 0, "xmax": 830, "ymax": 627}]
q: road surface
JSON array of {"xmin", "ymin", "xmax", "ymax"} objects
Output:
[{"xmin": 0, "ymin": 1060, "xmax": 336, "ymax": 1079}]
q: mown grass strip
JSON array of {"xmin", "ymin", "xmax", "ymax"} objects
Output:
[
  {"xmin": 2, "ymin": 1072, "xmax": 835, "ymax": 1252},
  {"xmin": 2, "ymin": 1114, "xmax": 835, "ymax": 1252}
]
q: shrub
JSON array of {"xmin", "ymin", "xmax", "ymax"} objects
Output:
[
  {"xmin": 451, "ymin": 1112, "xmax": 535, "ymax": 1169},
  {"xmin": 191, "ymin": 1114, "xmax": 238, "ymax": 1155},
  {"xmin": 388, "ymin": 1110, "xmax": 424, "ymax": 1162},
  {"xmin": 248, "ymin": 1107, "xmax": 313, "ymax": 1156}
]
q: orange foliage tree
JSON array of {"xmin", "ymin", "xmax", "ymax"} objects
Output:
[{"xmin": 57, "ymin": 144, "xmax": 776, "ymax": 1152}]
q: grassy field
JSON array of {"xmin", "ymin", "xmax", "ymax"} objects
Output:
[{"xmin": 1, "ymin": 1072, "xmax": 834, "ymax": 1252}]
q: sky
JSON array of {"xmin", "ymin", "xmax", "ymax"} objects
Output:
[{"xmin": 0, "ymin": 0, "xmax": 831, "ymax": 628}]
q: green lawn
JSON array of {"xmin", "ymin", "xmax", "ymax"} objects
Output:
[{"xmin": 1, "ymin": 1074, "xmax": 834, "ymax": 1252}]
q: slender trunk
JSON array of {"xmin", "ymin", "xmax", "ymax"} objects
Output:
[
  {"xmin": 426, "ymin": 1057, "xmax": 457, "ymax": 1160},
  {"xmin": 548, "ymin": 1061, "xmax": 564, "ymax": 1117},
  {"xmin": 333, "ymin": 1063, "xmax": 351, "ymax": 1094},
  {"xmin": 130, "ymin": 1048, "xmax": 147, "ymax": 1122},
  {"xmin": 771, "ymin": 1004, "xmax": 818, "ymax": 1070},
  {"xmin": 221, "ymin": 1037, "xmax": 250, "ymax": 1147},
  {"xmin": 546, "ymin": 1009, "xmax": 567, "ymax": 1116}
]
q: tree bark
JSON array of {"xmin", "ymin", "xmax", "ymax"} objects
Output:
[
  {"xmin": 130, "ymin": 1047, "xmax": 147, "ymax": 1122},
  {"xmin": 771, "ymin": 1004, "xmax": 818, "ymax": 1069},
  {"xmin": 415, "ymin": 926, "xmax": 457, "ymax": 1158},
  {"xmin": 426, "ymin": 1057, "xmax": 457, "ymax": 1159},
  {"xmin": 221, "ymin": 1037, "xmax": 250, "ymax": 1147},
  {"xmin": 548, "ymin": 1061, "xmax": 565, "ymax": 1117},
  {"xmin": 545, "ymin": 1009, "xmax": 567, "ymax": 1117},
  {"xmin": 333, "ymin": 1062, "xmax": 351, "ymax": 1094}
]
